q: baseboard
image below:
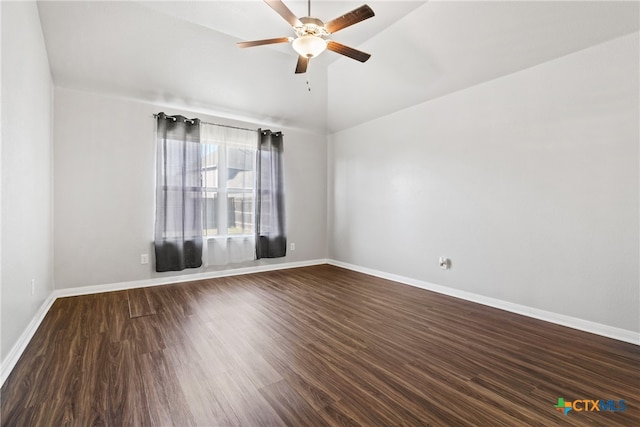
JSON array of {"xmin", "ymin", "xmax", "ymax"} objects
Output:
[
  {"xmin": 327, "ymin": 259, "xmax": 640, "ymax": 346},
  {"xmin": 54, "ymin": 258, "xmax": 328, "ymax": 298},
  {"xmin": 0, "ymin": 293, "xmax": 57, "ymax": 387}
]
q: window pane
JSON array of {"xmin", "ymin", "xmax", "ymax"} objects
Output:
[
  {"xmin": 227, "ymin": 146, "xmax": 254, "ymax": 190},
  {"xmin": 203, "ymin": 191, "xmax": 218, "ymax": 235},
  {"xmin": 228, "ymin": 192, "xmax": 254, "ymax": 235},
  {"xmin": 199, "ymin": 138, "xmax": 256, "ymax": 237},
  {"xmin": 202, "ymin": 144, "xmax": 219, "ymax": 188}
]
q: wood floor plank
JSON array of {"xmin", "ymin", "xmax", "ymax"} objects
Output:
[
  {"xmin": 259, "ymin": 379, "xmax": 330, "ymax": 427},
  {"xmin": 173, "ymin": 361, "xmax": 240, "ymax": 426},
  {"xmin": 127, "ymin": 287, "xmax": 156, "ymax": 318},
  {"xmin": 108, "ymin": 339, "xmax": 153, "ymax": 426},
  {"xmin": 74, "ymin": 331, "xmax": 110, "ymax": 425},
  {"xmin": 206, "ymin": 369, "xmax": 286, "ymax": 426},
  {"xmin": 2, "ymin": 264, "xmax": 639, "ymax": 426},
  {"xmin": 137, "ymin": 350, "xmax": 197, "ymax": 426},
  {"xmin": 278, "ymin": 371, "xmax": 338, "ymax": 411},
  {"xmin": 127, "ymin": 314, "xmax": 166, "ymax": 355}
]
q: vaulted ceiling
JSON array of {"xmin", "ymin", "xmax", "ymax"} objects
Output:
[{"xmin": 37, "ymin": 1, "xmax": 639, "ymax": 133}]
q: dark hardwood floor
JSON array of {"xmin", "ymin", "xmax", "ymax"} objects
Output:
[{"xmin": 2, "ymin": 265, "xmax": 639, "ymax": 426}]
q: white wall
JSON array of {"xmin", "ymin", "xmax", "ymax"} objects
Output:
[
  {"xmin": 54, "ymin": 87, "xmax": 327, "ymax": 289},
  {"xmin": 328, "ymin": 33, "xmax": 639, "ymax": 333},
  {"xmin": 1, "ymin": 2, "xmax": 54, "ymax": 362}
]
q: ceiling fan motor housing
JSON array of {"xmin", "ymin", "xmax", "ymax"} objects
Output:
[{"xmin": 295, "ymin": 17, "xmax": 328, "ymax": 37}]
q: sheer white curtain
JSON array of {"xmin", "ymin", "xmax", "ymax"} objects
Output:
[{"xmin": 200, "ymin": 123, "xmax": 258, "ymax": 266}]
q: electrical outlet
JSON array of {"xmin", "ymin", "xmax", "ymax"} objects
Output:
[
  {"xmin": 439, "ymin": 257, "xmax": 451, "ymax": 270},
  {"xmin": 31, "ymin": 279, "xmax": 35, "ymax": 296},
  {"xmin": 290, "ymin": 242, "xmax": 296, "ymax": 251},
  {"xmin": 141, "ymin": 254, "xmax": 149, "ymax": 264}
]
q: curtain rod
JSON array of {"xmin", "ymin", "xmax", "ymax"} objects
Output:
[{"xmin": 153, "ymin": 113, "xmax": 257, "ymax": 133}]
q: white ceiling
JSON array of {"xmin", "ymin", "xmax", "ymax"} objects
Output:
[{"xmin": 37, "ymin": 1, "xmax": 639, "ymax": 133}]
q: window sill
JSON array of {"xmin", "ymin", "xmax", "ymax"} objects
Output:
[{"xmin": 204, "ymin": 234, "xmax": 254, "ymax": 241}]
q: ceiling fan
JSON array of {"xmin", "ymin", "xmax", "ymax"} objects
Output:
[{"xmin": 237, "ymin": 0, "xmax": 375, "ymax": 74}]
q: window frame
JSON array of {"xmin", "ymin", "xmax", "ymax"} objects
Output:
[{"xmin": 201, "ymin": 141, "xmax": 256, "ymax": 239}]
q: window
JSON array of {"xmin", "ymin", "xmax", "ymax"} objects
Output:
[
  {"xmin": 154, "ymin": 114, "xmax": 284, "ymax": 271},
  {"xmin": 201, "ymin": 125, "xmax": 257, "ymax": 238}
]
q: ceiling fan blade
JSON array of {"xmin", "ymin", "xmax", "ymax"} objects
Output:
[
  {"xmin": 264, "ymin": 0, "xmax": 302, "ymax": 28},
  {"xmin": 295, "ymin": 56, "xmax": 309, "ymax": 74},
  {"xmin": 326, "ymin": 41, "xmax": 371, "ymax": 62},
  {"xmin": 237, "ymin": 37, "xmax": 292, "ymax": 48},
  {"xmin": 324, "ymin": 5, "xmax": 375, "ymax": 34}
]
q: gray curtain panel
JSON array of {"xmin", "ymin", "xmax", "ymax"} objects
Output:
[
  {"xmin": 154, "ymin": 113, "xmax": 203, "ymax": 272},
  {"xmin": 256, "ymin": 129, "xmax": 286, "ymax": 258}
]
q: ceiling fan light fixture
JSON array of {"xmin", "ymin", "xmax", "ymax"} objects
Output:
[{"xmin": 292, "ymin": 35, "xmax": 327, "ymax": 58}]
